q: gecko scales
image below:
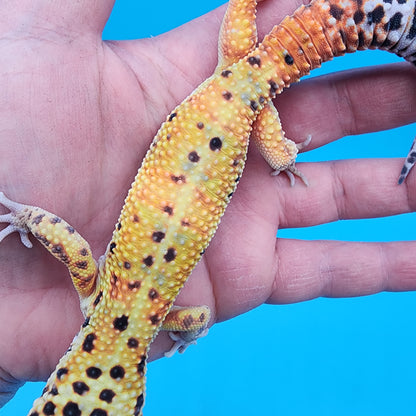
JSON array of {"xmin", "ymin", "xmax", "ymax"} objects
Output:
[{"xmin": 1, "ymin": 0, "xmax": 416, "ymax": 415}]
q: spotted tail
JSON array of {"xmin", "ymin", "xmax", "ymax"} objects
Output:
[{"xmin": 263, "ymin": 0, "xmax": 416, "ymax": 75}]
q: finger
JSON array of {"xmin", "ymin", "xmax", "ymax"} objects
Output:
[
  {"xmin": 276, "ymin": 158, "xmax": 416, "ymax": 229},
  {"xmin": 276, "ymin": 62, "xmax": 416, "ymax": 148},
  {"xmin": 1, "ymin": 0, "xmax": 115, "ymax": 35},
  {"xmin": 269, "ymin": 238, "xmax": 416, "ymax": 304}
]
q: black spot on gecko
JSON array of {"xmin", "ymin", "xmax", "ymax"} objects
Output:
[
  {"xmin": 100, "ymin": 389, "xmax": 116, "ymax": 404},
  {"xmin": 149, "ymin": 313, "xmax": 161, "ymax": 325},
  {"xmin": 222, "ymin": 91, "xmax": 233, "ymax": 100},
  {"xmin": 268, "ymin": 80, "xmax": 279, "ymax": 96},
  {"xmin": 143, "ymin": 255, "xmax": 154, "ymax": 267},
  {"xmin": 75, "ymin": 260, "xmax": 88, "ymax": 270},
  {"xmin": 133, "ymin": 214, "xmax": 140, "ymax": 223},
  {"xmin": 188, "ymin": 151, "xmax": 200, "ymax": 163},
  {"xmin": 50, "ymin": 386, "xmax": 58, "ymax": 396},
  {"xmin": 330, "ymin": 4, "xmax": 343, "ymax": 20},
  {"xmin": 57, "ymin": 368, "xmax": 68, "ymax": 381},
  {"xmin": 112, "ymin": 273, "xmax": 118, "ymax": 285},
  {"xmin": 117, "ymin": 222, "xmax": 122, "ymax": 230},
  {"xmin": 124, "ymin": 261, "xmax": 131, "ymax": 269},
  {"xmin": 113, "ymin": 315, "xmax": 129, "ymax": 331},
  {"xmin": 235, "ymin": 175, "xmax": 241, "ymax": 182},
  {"xmin": 383, "ymin": 0, "xmax": 392, "ymax": 3},
  {"xmin": 66, "ymin": 225, "xmax": 75, "ymax": 234},
  {"xmin": 51, "ymin": 244, "xmax": 69, "ymax": 263},
  {"xmin": 163, "ymin": 206, "xmax": 173, "ymax": 216},
  {"xmin": 248, "ymin": 56, "xmax": 261, "ymax": 66},
  {"xmin": 171, "ymin": 174, "xmax": 186, "ymax": 183},
  {"xmin": 152, "ymin": 231, "xmax": 166, "ymax": 242},
  {"xmin": 82, "ymin": 333, "xmax": 96, "ymax": 353},
  {"xmin": 385, "ymin": 12, "xmax": 403, "ymax": 31},
  {"xmin": 197, "ymin": 122, "xmax": 204, "ymax": 129},
  {"xmin": 90, "ymin": 410, "xmax": 107, "ymax": 416},
  {"xmin": 228, "ymin": 192, "xmax": 234, "ymax": 198},
  {"xmin": 148, "ymin": 288, "xmax": 159, "ymax": 300},
  {"xmin": 79, "ymin": 247, "xmax": 88, "ymax": 256},
  {"xmin": 94, "ymin": 291, "xmax": 103, "ymax": 306},
  {"xmin": 209, "ymin": 137, "xmax": 222, "ymax": 151},
  {"xmin": 72, "ymin": 381, "xmax": 90, "ymax": 395},
  {"xmin": 128, "ymin": 280, "xmax": 141, "ymax": 290},
  {"xmin": 109, "ymin": 242, "xmax": 116, "ymax": 253},
  {"xmin": 358, "ymin": 30, "xmax": 365, "ymax": 48},
  {"xmin": 250, "ymin": 100, "xmax": 258, "ymax": 112},
  {"xmin": 164, "ymin": 248, "xmax": 177, "ymax": 262},
  {"xmin": 86, "ymin": 367, "xmax": 102, "ymax": 379},
  {"xmin": 127, "ymin": 337, "xmax": 139, "ymax": 348},
  {"xmin": 137, "ymin": 356, "xmax": 146, "ymax": 376},
  {"xmin": 181, "ymin": 219, "xmax": 190, "ymax": 227},
  {"xmin": 398, "ymin": 0, "xmax": 407, "ymax": 3},
  {"xmin": 62, "ymin": 402, "xmax": 81, "ymax": 416},
  {"xmin": 110, "ymin": 365, "xmax": 125, "ymax": 380},
  {"xmin": 367, "ymin": 5, "xmax": 385, "ymax": 24},
  {"xmin": 221, "ymin": 69, "xmax": 232, "ymax": 77},
  {"xmin": 32, "ymin": 214, "xmax": 45, "ymax": 225},
  {"xmin": 43, "ymin": 402, "xmax": 56, "ymax": 415},
  {"xmin": 29, "ymin": 412, "xmax": 39, "ymax": 416},
  {"xmin": 82, "ymin": 316, "xmax": 90, "ymax": 328},
  {"xmin": 284, "ymin": 54, "xmax": 294, "ymax": 65},
  {"xmin": 198, "ymin": 312, "xmax": 206, "ymax": 322},
  {"xmin": 50, "ymin": 216, "xmax": 61, "ymax": 224},
  {"xmin": 34, "ymin": 232, "xmax": 49, "ymax": 246},
  {"xmin": 134, "ymin": 394, "xmax": 145, "ymax": 416},
  {"xmin": 354, "ymin": 9, "xmax": 365, "ymax": 24},
  {"xmin": 259, "ymin": 96, "xmax": 265, "ymax": 104},
  {"xmin": 166, "ymin": 133, "xmax": 172, "ymax": 141},
  {"xmin": 168, "ymin": 112, "xmax": 177, "ymax": 121},
  {"xmin": 407, "ymin": 151, "xmax": 416, "ymax": 164},
  {"xmin": 406, "ymin": 9, "xmax": 416, "ymax": 39},
  {"xmin": 182, "ymin": 314, "xmax": 195, "ymax": 329}
]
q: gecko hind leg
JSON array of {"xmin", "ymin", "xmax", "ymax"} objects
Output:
[
  {"xmin": 0, "ymin": 192, "xmax": 98, "ymax": 301},
  {"xmin": 216, "ymin": 0, "xmax": 309, "ymax": 186},
  {"xmin": 251, "ymin": 104, "xmax": 310, "ymax": 186},
  {"xmin": 163, "ymin": 305, "xmax": 211, "ymax": 357}
]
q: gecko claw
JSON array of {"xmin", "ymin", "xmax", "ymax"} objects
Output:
[{"xmin": 164, "ymin": 327, "xmax": 209, "ymax": 358}]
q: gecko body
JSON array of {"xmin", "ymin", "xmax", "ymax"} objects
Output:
[{"xmin": 1, "ymin": 0, "xmax": 416, "ymax": 415}]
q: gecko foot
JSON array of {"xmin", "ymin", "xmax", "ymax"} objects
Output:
[
  {"xmin": 0, "ymin": 192, "xmax": 33, "ymax": 248},
  {"xmin": 165, "ymin": 327, "xmax": 210, "ymax": 358},
  {"xmin": 271, "ymin": 135, "xmax": 311, "ymax": 186}
]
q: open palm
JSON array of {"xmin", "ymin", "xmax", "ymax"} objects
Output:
[{"xmin": 1, "ymin": 0, "xmax": 416, "ymax": 406}]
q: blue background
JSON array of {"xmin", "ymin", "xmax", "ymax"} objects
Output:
[{"xmin": 2, "ymin": 0, "xmax": 416, "ymax": 415}]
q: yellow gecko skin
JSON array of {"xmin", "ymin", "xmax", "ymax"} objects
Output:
[{"xmin": 1, "ymin": 0, "xmax": 416, "ymax": 415}]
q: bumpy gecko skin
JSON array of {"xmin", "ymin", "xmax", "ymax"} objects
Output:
[{"xmin": 1, "ymin": 0, "xmax": 416, "ymax": 414}]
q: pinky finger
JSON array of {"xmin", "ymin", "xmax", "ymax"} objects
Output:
[{"xmin": 270, "ymin": 238, "xmax": 416, "ymax": 304}]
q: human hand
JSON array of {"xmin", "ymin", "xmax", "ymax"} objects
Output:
[{"xmin": 0, "ymin": 0, "xmax": 415, "ymax": 406}]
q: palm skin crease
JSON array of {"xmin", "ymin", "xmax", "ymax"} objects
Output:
[{"xmin": 1, "ymin": 0, "xmax": 416, "ymax": 407}]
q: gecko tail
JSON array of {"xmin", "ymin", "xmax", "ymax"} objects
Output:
[{"xmin": 398, "ymin": 136, "xmax": 416, "ymax": 184}]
